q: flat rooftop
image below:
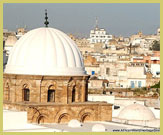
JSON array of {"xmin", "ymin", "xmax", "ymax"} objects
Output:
[{"xmin": 3, "ymin": 110, "xmax": 159, "ymax": 132}]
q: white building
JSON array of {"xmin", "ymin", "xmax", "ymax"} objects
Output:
[
  {"xmin": 88, "ymin": 18, "xmax": 112, "ymax": 46},
  {"xmin": 88, "ymin": 28, "xmax": 112, "ymax": 44},
  {"xmin": 4, "ymin": 35, "xmax": 17, "ymax": 56},
  {"xmin": 127, "ymin": 63, "xmax": 146, "ymax": 88},
  {"xmin": 131, "ymin": 38, "xmax": 142, "ymax": 46},
  {"xmin": 150, "ymin": 64, "xmax": 160, "ymax": 78}
]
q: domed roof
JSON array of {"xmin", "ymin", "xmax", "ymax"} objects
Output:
[
  {"xmin": 92, "ymin": 124, "xmax": 106, "ymax": 132},
  {"xmin": 118, "ymin": 104, "xmax": 155, "ymax": 121},
  {"xmin": 5, "ymin": 35, "xmax": 17, "ymax": 46},
  {"xmin": 68, "ymin": 119, "xmax": 82, "ymax": 127},
  {"xmin": 4, "ymin": 27, "xmax": 86, "ymax": 76}
]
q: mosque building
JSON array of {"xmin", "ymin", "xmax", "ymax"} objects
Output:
[
  {"xmin": 3, "ymin": 10, "xmax": 112, "ymax": 124},
  {"xmin": 88, "ymin": 17, "xmax": 113, "ymax": 47}
]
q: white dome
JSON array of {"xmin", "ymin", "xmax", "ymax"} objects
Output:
[
  {"xmin": 118, "ymin": 104, "xmax": 156, "ymax": 121},
  {"xmin": 92, "ymin": 124, "xmax": 106, "ymax": 132},
  {"xmin": 4, "ymin": 27, "xmax": 86, "ymax": 76},
  {"xmin": 68, "ymin": 119, "xmax": 82, "ymax": 128}
]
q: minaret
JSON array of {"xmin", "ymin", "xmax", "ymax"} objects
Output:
[
  {"xmin": 44, "ymin": 9, "xmax": 49, "ymax": 27},
  {"xmin": 95, "ymin": 17, "xmax": 98, "ymax": 30}
]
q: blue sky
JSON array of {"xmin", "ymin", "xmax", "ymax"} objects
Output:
[{"xmin": 3, "ymin": 3, "xmax": 160, "ymax": 37}]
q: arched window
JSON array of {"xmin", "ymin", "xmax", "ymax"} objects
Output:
[
  {"xmin": 110, "ymin": 91, "xmax": 113, "ymax": 95},
  {"xmin": 38, "ymin": 116, "xmax": 45, "ymax": 124},
  {"xmin": 72, "ymin": 88, "xmax": 75, "ymax": 102},
  {"xmin": 23, "ymin": 88, "xmax": 30, "ymax": 101},
  {"xmin": 47, "ymin": 90, "xmax": 55, "ymax": 102}
]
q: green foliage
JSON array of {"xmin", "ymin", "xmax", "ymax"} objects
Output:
[
  {"xmin": 133, "ymin": 88, "xmax": 148, "ymax": 96},
  {"xmin": 151, "ymin": 40, "xmax": 160, "ymax": 51},
  {"xmin": 142, "ymin": 87, "xmax": 147, "ymax": 90},
  {"xmin": 151, "ymin": 81, "xmax": 160, "ymax": 88}
]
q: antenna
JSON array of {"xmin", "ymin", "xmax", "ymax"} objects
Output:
[{"xmin": 44, "ymin": 9, "xmax": 49, "ymax": 27}]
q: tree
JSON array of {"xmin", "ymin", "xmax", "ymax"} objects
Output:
[
  {"xmin": 151, "ymin": 40, "xmax": 160, "ymax": 51},
  {"xmin": 151, "ymin": 81, "xmax": 160, "ymax": 88}
]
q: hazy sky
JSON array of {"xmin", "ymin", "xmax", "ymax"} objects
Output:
[{"xmin": 3, "ymin": 3, "xmax": 160, "ymax": 37}]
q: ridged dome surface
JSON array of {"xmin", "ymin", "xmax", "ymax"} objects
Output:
[
  {"xmin": 118, "ymin": 104, "xmax": 155, "ymax": 121},
  {"xmin": 4, "ymin": 27, "xmax": 86, "ymax": 75}
]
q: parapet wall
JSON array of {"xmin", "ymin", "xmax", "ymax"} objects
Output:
[{"xmin": 27, "ymin": 103, "xmax": 112, "ymax": 124}]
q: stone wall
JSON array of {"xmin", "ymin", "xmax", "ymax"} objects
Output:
[
  {"xmin": 3, "ymin": 73, "xmax": 112, "ymax": 124},
  {"xmin": 3, "ymin": 102, "xmax": 28, "ymax": 111},
  {"xmin": 3, "ymin": 102, "xmax": 112, "ymax": 124},
  {"xmin": 3, "ymin": 74, "xmax": 89, "ymax": 104},
  {"xmin": 27, "ymin": 103, "xmax": 112, "ymax": 124}
]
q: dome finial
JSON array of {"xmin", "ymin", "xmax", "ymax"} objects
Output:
[{"xmin": 44, "ymin": 9, "xmax": 49, "ymax": 27}]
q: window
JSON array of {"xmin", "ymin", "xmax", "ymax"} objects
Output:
[
  {"xmin": 23, "ymin": 89, "xmax": 30, "ymax": 101},
  {"xmin": 110, "ymin": 91, "xmax": 113, "ymax": 95},
  {"xmin": 48, "ymin": 90, "xmax": 55, "ymax": 102},
  {"xmin": 72, "ymin": 88, "xmax": 75, "ymax": 102},
  {"xmin": 106, "ymin": 68, "xmax": 110, "ymax": 75},
  {"xmin": 130, "ymin": 81, "xmax": 135, "ymax": 88},
  {"xmin": 156, "ymin": 72, "xmax": 160, "ymax": 75},
  {"xmin": 138, "ymin": 81, "xmax": 142, "ymax": 88},
  {"xmin": 153, "ymin": 60, "xmax": 157, "ymax": 64},
  {"xmin": 92, "ymin": 71, "xmax": 95, "ymax": 75}
]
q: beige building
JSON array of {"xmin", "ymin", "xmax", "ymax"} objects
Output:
[
  {"xmin": 16, "ymin": 27, "xmax": 27, "ymax": 39},
  {"xmin": 127, "ymin": 62, "xmax": 146, "ymax": 88}
]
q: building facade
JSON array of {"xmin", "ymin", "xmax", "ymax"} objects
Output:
[{"xmin": 88, "ymin": 28, "xmax": 113, "ymax": 45}]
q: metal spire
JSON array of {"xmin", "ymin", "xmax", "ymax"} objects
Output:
[{"xmin": 44, "ymin": 9, "xmax": 49, "ymax": 27}]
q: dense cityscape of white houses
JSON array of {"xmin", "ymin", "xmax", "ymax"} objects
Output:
[
  {"xmin": 3, "ymin": 23, "xmax": 160, "ymax": 91},
  {"xmin": 3, "ymin": 17, "xmax": 160, "ymax": 131}
]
